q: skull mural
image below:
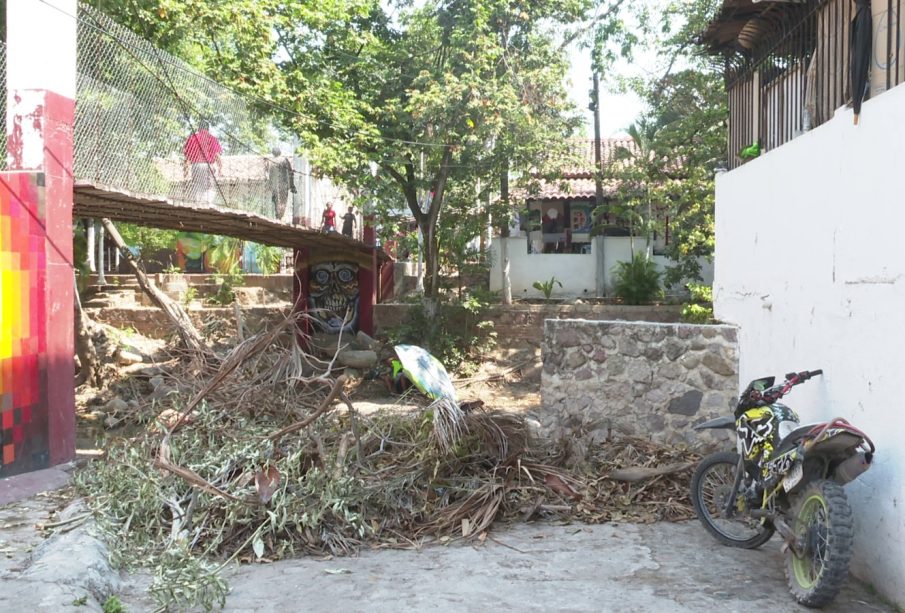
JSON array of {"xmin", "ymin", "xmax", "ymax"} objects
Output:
[{"xmin": 308, "ymin": 262, "xmax": 360, "ymax": 333}]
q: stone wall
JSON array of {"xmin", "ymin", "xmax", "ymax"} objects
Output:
[
  {"xmin": 90, "ymin": 306, "xmax": 289, "ymax": 339},
  {"xmin": 541, "ymin": 319, "xmax": 738, "ymax": 447}
]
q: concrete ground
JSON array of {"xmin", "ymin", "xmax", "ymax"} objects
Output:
[
  {"xmin": 215, "ymin": 521, "xmax": 896, "ymax": 613},
  {"xmin": 116, "ymin": 521, "xmax": 896, "ymax": 613},
  {"xmin": 0, "ymin": 472, "xmax": 898, "ymax": 613}
]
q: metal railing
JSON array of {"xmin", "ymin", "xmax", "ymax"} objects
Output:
[{"xmin": 724, "ymin": 0, "xmax": 903, "ymax": 168}]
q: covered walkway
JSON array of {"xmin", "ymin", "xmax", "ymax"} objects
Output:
[{"xmin": 74, "ymin": 181, "xmax": 390, "ymax": 256}]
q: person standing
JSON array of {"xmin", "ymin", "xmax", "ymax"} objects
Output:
[
  {"xmin": 321, "ymin": 202, "xmax": 337, "ymax": 233},
  {"xmin": 267, "ymin": 146, "xmax": 296, "ymax": 221},
  {"xmin": 341, "ymin": 207, "xmax": 356, "ymax": 238},
  {"xmin": 183, "ymin": 120, "xmax": 222, "ymax": 205}
]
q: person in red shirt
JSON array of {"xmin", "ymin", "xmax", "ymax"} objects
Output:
[
  {"xmin": 321, "ymin": 202, "xmax": 337, "ymax": 232},
  {"xmin": 183, "ymin": 120, "xmax": 222, "ymax": 205}
]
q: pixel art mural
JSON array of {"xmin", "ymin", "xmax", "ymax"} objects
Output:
[{"xmin": 0, "ymin": 173, "xmax": 51, "ymax": 477}]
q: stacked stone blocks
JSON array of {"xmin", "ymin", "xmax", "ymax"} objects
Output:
[{"xmin": 541, "ymin": 319, "xmax": 739, "ymax": 447}]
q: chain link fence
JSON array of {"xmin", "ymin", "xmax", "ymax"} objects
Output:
[{"xmin": 74, "ymin": 3, "xmax": 304, "ymax": 221}]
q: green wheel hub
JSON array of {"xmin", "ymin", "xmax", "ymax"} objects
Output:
[{"xmin": 791, "ymin": 493, "xmax": 829, "ymax": 589}]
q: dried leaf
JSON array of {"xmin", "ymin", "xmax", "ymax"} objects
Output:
[
  {"xmin": 544, "ymin": 473, "xmax": 582, "ymax": 501},
  {"xmin": 252, "ymin": 536, "xmax": 264, "ymax": 559},
  {"xmin": 323, "ymin": 568, "xmax": 352, "ymax": 575},
  {"xmin": 255, "ymin": 466, "xmax": 281, "ymax": 504}
]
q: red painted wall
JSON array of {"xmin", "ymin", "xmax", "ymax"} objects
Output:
[{"xmin": 0, "ymin": 90, "xmax": 76, "ymax": 476}]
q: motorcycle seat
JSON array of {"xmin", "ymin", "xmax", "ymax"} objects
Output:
[{"xmin": 776, "ymin": 423, "xmax": 822, "ymax": 456}]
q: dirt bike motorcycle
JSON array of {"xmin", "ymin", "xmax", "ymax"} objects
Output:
[{"xmin": 690, "ymin": 370, "xmax": 875, "ymax": 608}]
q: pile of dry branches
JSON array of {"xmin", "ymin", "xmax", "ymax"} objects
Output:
[{"xmin": 76, "ymin": 314, "xmax": 700, "ymax": 611}]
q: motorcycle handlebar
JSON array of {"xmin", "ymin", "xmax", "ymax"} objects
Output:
[{"xmin": 784, "ymin": 369, "xmax": 824, "ymax": 382}]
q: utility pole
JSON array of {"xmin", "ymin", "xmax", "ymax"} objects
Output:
[
  {"xmin": 592, "ymin": 72, "xmax": 605, "ymax": 298},
  {"xmin": 500, "ymin": 158, "xmax": 512, "ymax": 305}
]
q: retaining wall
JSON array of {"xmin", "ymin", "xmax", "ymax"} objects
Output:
[
  {"xmin": 374, "ymin": 303, "xmax": 684, "ymax": 344},
  {"xmin": 540, "ymin": 319, "xmax": 738, "ymax": 447}
]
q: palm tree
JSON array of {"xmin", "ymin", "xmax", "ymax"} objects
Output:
[{"xmin": 612, "ymin": 119, "xmax": 663, "ymax": 259}]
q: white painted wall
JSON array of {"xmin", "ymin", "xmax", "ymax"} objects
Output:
[
  {"xmin": 490, "ymin": 237, "xmax": 597, "ymax": 298},
  {"xmin": 714, "ymin": 83, "xmax": 905, "ymax": 607},
  {"xmin": 490, "ymin": 236, "xmax": 713, "ymax": 298}
]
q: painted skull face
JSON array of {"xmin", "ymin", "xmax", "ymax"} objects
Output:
[{"xmin": 308, "ymin": 262, "xmax": 360, "ymax": 333}]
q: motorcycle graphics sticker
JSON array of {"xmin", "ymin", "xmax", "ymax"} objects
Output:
[{"xmin": 736, "ymin": 404, "xmax": 799, "ymax": 476}]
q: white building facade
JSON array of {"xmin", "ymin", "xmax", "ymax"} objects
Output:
[{"xmin": 714, "ymin": 84, "xmax": 905, "ymax": 606}]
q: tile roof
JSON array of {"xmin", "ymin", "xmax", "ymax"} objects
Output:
[{"xmin": 521, "ymin": 137, "xmax": 639, "ymax": 201}]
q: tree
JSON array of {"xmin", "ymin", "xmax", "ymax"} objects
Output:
[
  {"xmin": 93, "ymin": 0, "xmax": 637, "ymax": 307},
  {"xmin": 283, "ymin": 0, "xmax": 589, "ymax": 307},
  {"xmin": 604, "ymin": 0, "xmax": 726, "ymax": 288}
]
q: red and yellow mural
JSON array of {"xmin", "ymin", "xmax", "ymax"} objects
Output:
[{"xmin": 0, "ymin": 174, "xmax": 50, "ymax": 476}]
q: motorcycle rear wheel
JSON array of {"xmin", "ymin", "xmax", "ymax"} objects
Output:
[
  {"xmin": 784, "ymin": 479, "xmax": 853, "ymax": 608},
  {"xmin": 690, "ymin": 451, "xmax": 775, "ymax": 549}
]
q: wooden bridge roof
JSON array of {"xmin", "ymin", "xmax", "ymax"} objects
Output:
[{"xmin": 73, "ymin": 182, "xmax": 391, "ymax": 263}]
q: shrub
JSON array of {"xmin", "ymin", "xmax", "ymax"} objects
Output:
[
  {"xmin": 681, "ymin": 283, "xmax": 714, "ymax": 323},
  {"xmin": 681, "ymin": 303, "xmax": 713, "ymax": 323},
  {"xmin": 612, "ymin": 253, "xmax": 662, "ymax": 305},
  {"xmin": 388, "ymin": 296, "xmax": 497, "ymax": 375},
  {"xmin": 532, "ymin": 276, "xmax": 562, "ymax": 300}
]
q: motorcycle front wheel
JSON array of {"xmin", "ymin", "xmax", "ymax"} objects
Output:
[
  {"xmin": 690, "ymin": 451, "xmax": 775, "ymax": 549},
  {"xmin": 784, "ymin": 479, "xmax": 853, "ymax": 608}
]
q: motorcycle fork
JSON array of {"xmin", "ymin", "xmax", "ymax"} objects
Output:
[{"xmin": 722, "ymin": 456, "xmax": 746, "ymax": 518}]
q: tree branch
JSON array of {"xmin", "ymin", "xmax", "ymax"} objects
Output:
[{"xmin": 557, "ymin": 0, "xmax": 628, "ymax": 53}]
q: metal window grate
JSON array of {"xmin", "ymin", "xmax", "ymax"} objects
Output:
[{"xmin": 721, "ymin": 0, "xmax": 903, "ymax": 169}]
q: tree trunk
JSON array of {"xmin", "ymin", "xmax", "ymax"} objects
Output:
[
  {"xmin": 74, "ymin": 277, "xmax": 101, "ymax": 388},
  {"xmin": 100, "ymin": 218, "xmax": 206, "ymax": 353},
  {"xmin": 645, "ymin": 186, "xmax": 653, "ymax": 259},
  {"xmin": 499, "ymin": 158, "xmax": 512, "ymax": 305},
  {"xmin": 500, "ymin": 237, "xmax": 512, "ymax": 304}
]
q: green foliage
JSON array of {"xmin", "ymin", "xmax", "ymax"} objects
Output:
[
  {"xmin": 118, "ymin": 223, "xmax": 179, "ymax": 253},
  {"xmin": 206, "ymin": 237, "xmax": 243, "ymax": 275},
  {"xmin": 681, "ymin": 283, "xmax": 714, "ymax": 323},
  {"xmin": 208, "ymin": 270, "xmax": 244, "ymax": 306},
  {"xmin": 101, "ymin": 595, "xmax": 124, "ymax": 613},
  {"xmin": 686, "ymin": 283, "xmax": 712, "ymax": 303},
  {"xmin": 612, "ymin": 253, "xmax": 662, "ymax": 305},
  {"xmin": 181, "ymin": 286, "xmax": 198, "ymax": 306},
  {"xmin": 94, "ymin": 0, "xmax": 638, "ymax": 302},
  {"xmin": 600, "ymin": 0, "xmax": 724, "ymax": 288},
  {"xmin": 681, "ymin": 303, "xmax": 713, "ymax": 324},
  {"xmin": 253, "ymin": 244, "xmax": 284, "ymax": 275},
  {"xmin": 532, "ymin": 277, "xmax": 563, "ymax": 300},
  {"xmin": 148, "ymin": 545, "xmax": 227, "ymax": 612}
]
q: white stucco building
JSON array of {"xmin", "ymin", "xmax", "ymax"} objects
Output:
[
  {"xmin": 491, "ymin": 138, "xmax": 714, "ymax": 299},
  {"xmin": 705, "ymin": 0, "xmax": 904, "ymax": 605}
]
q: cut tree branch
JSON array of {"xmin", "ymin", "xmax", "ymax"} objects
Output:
[{"xmin": 100, "ymin": 218, "xmax": 205, "ymax": 353}]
